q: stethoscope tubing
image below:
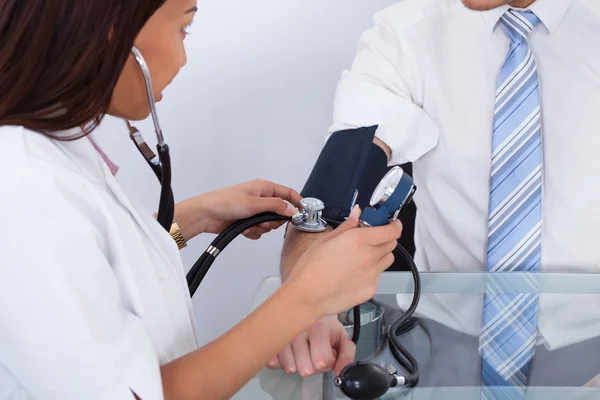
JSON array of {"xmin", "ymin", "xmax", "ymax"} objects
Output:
[
  {"xmin": 155, "ymin": 143, "xmax": 174, "ymax": 231},
  {"xmin": 184, "ymin": 211, "xmax": 420, "ymax": 385}
]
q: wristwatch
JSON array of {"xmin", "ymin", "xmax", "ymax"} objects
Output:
[{"xmin": 169, "ymin": 220, "xmax": 188, "ymax": 250}]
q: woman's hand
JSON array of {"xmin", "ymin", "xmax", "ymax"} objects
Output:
[
  {"xmin": 286, "ymin": 205, "xmax": 402, "ymax": 321},
  {"xmin": 174, "ymin": 179, "xmax": 302, "ymax": 240}
]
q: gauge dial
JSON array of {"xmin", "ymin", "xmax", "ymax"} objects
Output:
[{"xmin": 370, "ymin": 167, "xmax": 404, "ymax": 206}]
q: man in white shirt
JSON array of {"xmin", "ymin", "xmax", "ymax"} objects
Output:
[{"xmin": 275, "ymin": 0, "xmax": 600, "ymax": 391}]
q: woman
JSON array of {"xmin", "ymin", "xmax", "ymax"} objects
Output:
[{"xmin": 0, "ymin": 1, "xmax": 402, "ymax": 399}]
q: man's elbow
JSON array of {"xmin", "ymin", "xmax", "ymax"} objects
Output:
[{"xmin": 373, "ymin": 136, "xmax": 392, "ymax": 161}]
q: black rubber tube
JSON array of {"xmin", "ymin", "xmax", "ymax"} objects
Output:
[
  {"xmin": 131, "ymin": 137, "xmax": 176, "ymax": 230},
  {"xmin": 352, "ymin": 305, "xmax": 361, "ymax": 344},
  {"xmin": 387, "ymin": 242, "xmax": 421, "ymax": 386},
  {"xmin": 186, "ymin": 211, "xmax": 421, "ymax": 383},
  {"xmin": 186, "ymin": 213, "xmax": 290, "ymax": 294},
  {"xmin": 156, "ymin": 144, "xmax": 174, "ymax": 231}
]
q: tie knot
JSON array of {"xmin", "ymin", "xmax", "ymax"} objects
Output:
[{"xmin": 501, "ymin": 9, "xmax": 540, "ymax": 43}]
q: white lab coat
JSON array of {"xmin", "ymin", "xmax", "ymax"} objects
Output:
[{"xmin": 0, "ymin": 126, "xmax": 198, "ymax": 399}]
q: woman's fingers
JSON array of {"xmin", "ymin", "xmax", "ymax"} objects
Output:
[
  {"xmin": 359, "ymin": 220, "xmax": 403, "ymax": 245},
  {"xmin": 374, "ymin": 240, "xmax": 399, "ymax": 260},
  {"xmin": 242, "ymin": 230, "xmax": 262, "ymax": 240},
  {"xmin": 258, "ymin": 180, "xmax": 303, "ymax": 208},
  {"xmin": 269, "ymin": 220, "xmax": 288, "ymax": 230},
  {"xmin": 242, "ymin": 225, "xmax": 272, "ymax": 240},
  {"xmin": 242, "ymin": 219, "xmax": 296, "ymax": 240}
]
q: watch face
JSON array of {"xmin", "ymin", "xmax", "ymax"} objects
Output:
[{"xmin": 370, "ymin": 167, "xmax": 404, "ymax": 206}]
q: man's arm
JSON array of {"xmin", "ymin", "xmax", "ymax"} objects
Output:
[
  {"xmin": 273, "ymin": 6, "xmax": 439, "ymax": 377},
  {"xmin": 280, "ymin": 137, "xmax": 392, "ymax": 281}
]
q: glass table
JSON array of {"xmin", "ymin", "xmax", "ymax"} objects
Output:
[{"xmin": 234, "ymin": 272, "xmax": 600, "ymax": 399}]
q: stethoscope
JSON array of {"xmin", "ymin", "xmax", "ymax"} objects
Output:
[
  {"xmin": 127, "ymin": 45, "xmax": 422, "ymax": 400},
  {"xmin": 126, "ymin": 46, "xmax": 175, "ymax": 233}
]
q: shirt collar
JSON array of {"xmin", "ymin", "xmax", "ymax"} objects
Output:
[{"xmin": 480, "ymin": 0, "xmax": 573, "ymax": 34}]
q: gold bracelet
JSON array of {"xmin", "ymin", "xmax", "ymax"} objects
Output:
[{"xmin": 169, "ymin": 220, "xmax": 188, "ymax": 250}]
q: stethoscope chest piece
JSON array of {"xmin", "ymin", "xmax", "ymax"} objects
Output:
[{"xmin": 291, "ymin": 198, "xmax": 329, "ymax": 233}]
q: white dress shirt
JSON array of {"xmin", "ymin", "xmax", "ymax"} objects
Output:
[
  {"xmin": 329, "ymin": 0, "xmax": 600, "ymax": 351},
  {"xmin": 0, "ymin": 126, "xmax": 198, "ymax": 399}
]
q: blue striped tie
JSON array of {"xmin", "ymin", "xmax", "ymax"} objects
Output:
[{"xmin": 479, "ymin": 9, "xmax": 542, "ymax": 399}]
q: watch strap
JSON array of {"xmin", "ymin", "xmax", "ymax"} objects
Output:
[{"xmin": 169, "ymin": 220, "xmax": 188, "ymax": 250}]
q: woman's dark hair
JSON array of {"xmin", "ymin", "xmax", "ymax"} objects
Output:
[{"xmin": 0, "ymin": 0, "xmax": 166, "ymax": 139}]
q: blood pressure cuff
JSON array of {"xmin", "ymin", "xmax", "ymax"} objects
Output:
[{"xmin": 300, "ymin": 126, "xmax": 390, "ymax": 221}]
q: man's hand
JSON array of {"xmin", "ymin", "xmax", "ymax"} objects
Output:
[
  {"xmin": 174, "ymin": 179, "xmax": 302, "ymax": 240},
  {"xmin": 266, "ymin": 315, "xmax": 356, "ymax": 377},
  {"xmin": 585, "ymin": 374, "xmax": 600, "ymax": 387}
]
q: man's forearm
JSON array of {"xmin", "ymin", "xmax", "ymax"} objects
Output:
[
  {"xmin": 280, "ymin": 137, "xmax": 392, "ymax": 281},
  {"xmin": 280, "ymin": 224, "xmax": 330, "ymax": 281}
]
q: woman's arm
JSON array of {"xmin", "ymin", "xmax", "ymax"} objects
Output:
[
  {"xmin": 160, "ymin": 282, "xmax": 314, "ymax": 400},
  {"xmin": 171, "ymin": 179, "xmax": 302, "ymax": 241},
  {"xmin": 158, "ymin": 206, "xmax": 402, "ymax": 400}
]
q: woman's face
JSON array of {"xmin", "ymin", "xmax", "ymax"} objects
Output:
[{"xmin": 108, "ymin": 0, "xmax": 197, "ymax": 120}]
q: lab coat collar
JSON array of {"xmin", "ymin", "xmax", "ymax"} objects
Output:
[
  {"xmin": 480, "ymin": 0, "xmax": 573, "ymax": 34},
  {"xmin": 58, "ymin": 131, "xmax": 179, "ymax": 280},
  {"xmin": 50, "ymin": 128, "xmax": 108, "ymax": 185}
]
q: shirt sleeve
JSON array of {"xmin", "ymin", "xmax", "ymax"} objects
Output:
[
  {"xmin": 328, "ymin": 9, "xmax": 439, "ymax": 165},
  {"xmin": 0, "ymin": 172, "xmax": 164, "ymax": 400}
]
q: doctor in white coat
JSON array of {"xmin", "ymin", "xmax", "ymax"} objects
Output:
[{"xmin": 0, "ymin": 0, "xmax": 403, "ymax": 399}]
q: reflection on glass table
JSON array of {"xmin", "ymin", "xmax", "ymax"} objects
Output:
[{"xmin": 234, "ymin": 272, "xmax": 600, "ymax": 400}]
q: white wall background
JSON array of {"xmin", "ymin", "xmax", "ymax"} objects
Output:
[{"xmin": 95, "ymin": 0, "xmax": 399, "ymax": 346}]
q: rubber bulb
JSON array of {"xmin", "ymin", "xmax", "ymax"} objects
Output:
[{"xmin": 334, "ymin": 361, "xmax": 396, "ymax": 400}]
